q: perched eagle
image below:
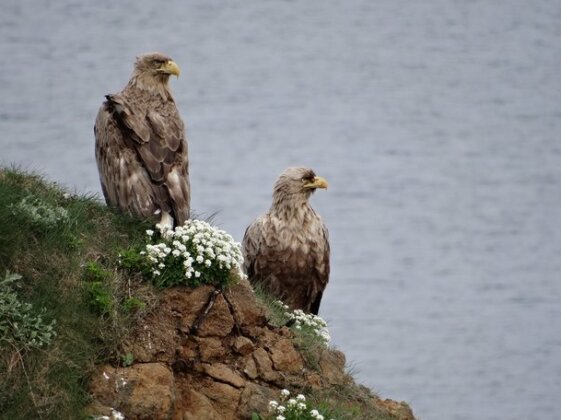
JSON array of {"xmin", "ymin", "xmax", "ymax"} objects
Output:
[
  {"xmin": 242, "ymin": 167, "xmax": 330, "ymax": 315},
  {"xmin": 94, "ymin": 52, "xmax": 190, "ymax": 227}
]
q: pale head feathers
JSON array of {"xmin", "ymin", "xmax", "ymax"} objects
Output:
[
  {"xmin": 128, "ymin": 52, "xmax": 181, "ymax": 98},
  {"xmin": 270, "ymin": 167, "xmax": 328, "ymax": 217}
]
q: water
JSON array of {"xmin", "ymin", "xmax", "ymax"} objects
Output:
[{"xmin": 2, "ymin": 1, "xmax": 561, "ymax": 419}]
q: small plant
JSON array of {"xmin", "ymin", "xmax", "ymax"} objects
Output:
[
  {"xmin": 85, "ymin": 281, "xmax": 113, "ymax": 315},
  {"xmin": 120, "ymin": 352, "xmax": 134, "ymax": 367},
  {"xmin": 273, "ymin": 301, "xmax": 331, "ymax": 346},
  {"xmin": 0, "ymin": 271, "xmax": 57, "ymax": 351},
  {"xmin": 121, "ymin": 220, "xmax": 244, "ymax": 289},
  {"xmin": 260, "ymin": 389, "xmax": 336, "ymax": 420},
  {"xmin": 9, "ymin": 195, "xmax": 69, "ymax": 230},
  {"xmin": 83, "ymin": 261, "xmax": 110, "ymax": 283},
  {"xmin": 123, "ymin": 297, "xmax": 145, "ymax": 313}
]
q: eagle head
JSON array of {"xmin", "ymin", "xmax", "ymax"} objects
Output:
[
  {"xmin": 130, "ymin": 52, "xmax": 181, "ymax": 95},
  {"xmin": 273, "ymin": 167, "xmax": 328, "ymax": 205}
]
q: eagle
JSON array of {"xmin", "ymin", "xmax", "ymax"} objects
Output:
[
  {"xmin": 242, "ymin": 167, "xmax": 330, "ymax": 315},
  {"xmin": 94, "ymin": 52, "xmax": 190, "ymax": 227}
]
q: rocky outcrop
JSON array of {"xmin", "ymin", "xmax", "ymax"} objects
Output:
[{"xmin": 88, "ymin": 280, "xmax": 414, "ymax": 419}]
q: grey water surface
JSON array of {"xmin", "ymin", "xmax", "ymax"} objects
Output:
[{"xmin": 1, "ymin": 1, "xmax": 561, "ymax": 419}]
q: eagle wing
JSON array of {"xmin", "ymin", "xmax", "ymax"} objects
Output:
[
  {"xmin": 242, "ymin": 215, "xmax": 267, "ymax": 281},
  {"xmin": 94, "ymin": 92, "xmax": 190, "ymax": 224}
]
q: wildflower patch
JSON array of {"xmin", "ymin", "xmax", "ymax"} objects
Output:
[
  {"xmin": 120, "ymin": 220, "xmax": 244, "ymax": 289},
  {"xmin": 261, "ymin": 389, "xmax": 335, "ymax": 420},
  {"xmin": 10, "ymin": 195, "xmax": 69, "ymax": 230},
  {"xmin": 273, "ymin": 301, "xmax": 331, "ymax": 346}
]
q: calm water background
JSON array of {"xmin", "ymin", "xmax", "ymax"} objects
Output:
[{"xmin": 1, "ymin": 1, "xmax": 561, "ymax": 419}]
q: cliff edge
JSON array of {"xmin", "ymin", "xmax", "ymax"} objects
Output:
[{"xmin": 88, "ymin": 281, "xmax": 414, "ymax": 420}]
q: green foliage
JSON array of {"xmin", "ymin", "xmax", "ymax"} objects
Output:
[
  {"xmin": 85, "ymin": 281, "xmax": 113, "ymax": 315},
  {"xmin": 83, "ymin": 262, "xmax": 114, "ymax": 314},
  {"xmin": 83, "ymin": 261, "xmax": 110, "ymax": 283},
  {"xmin": 0, "ymin": 271, "xmax": 57, "ymax": 351},
  {"xmin": 121, "ymin": 221, "xmax": 244, "ymax": 289},
  {"xmin": 120, "ymin": 352, "xmax": 134, "ymax": 367},
  {"xmin": 123, "ymin": 296, "xmax": 146, "ymax": 313}
]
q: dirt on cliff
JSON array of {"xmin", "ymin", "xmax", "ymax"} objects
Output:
[{"xmin": 88, "ymin": 279, "xmax": 415, "ymax": 420}]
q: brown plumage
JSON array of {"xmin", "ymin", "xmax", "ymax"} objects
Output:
[
  {"xmin": 242, "ymin": 167, "xmax": 330, "ymax": 315},
  {"xmin": 94, "ymin": 52, "xmax": 190, "ymax": 227}
]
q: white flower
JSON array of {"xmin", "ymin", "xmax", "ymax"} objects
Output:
[
  {"xmin": 276, "ymin": 416, "xmax": 285, "ymax": 420},
  {"xmin": 110, "ymin": 409, "xmax": 125, "ymax": 420},
  {"xmin": 311, "ymin": 409, "xmax": 320, "ymax": 416},
  {"xmin": 296, "ymin": 394, "xmax": 306, "ymax": 402},
  {"xmin": 146, "ymin": 229, "xmax": 154, "ymax": 236},
  {"xmin": 268, "ymin": 400, "xmax": 279, "ymax": 412},
  {"xmin": 277, "ymin": 405, "xmax": 286, "ymax": 413},
  {"xmin": 280, "ymin": 389, "xmax": 290, "ymax": 398}
]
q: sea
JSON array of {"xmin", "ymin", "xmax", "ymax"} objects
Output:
[{"xmin": 1, "ymin": 1, "xmax": 560, "ymax": 419}]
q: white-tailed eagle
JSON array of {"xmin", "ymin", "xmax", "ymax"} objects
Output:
[
  {"xmin": 242, "ymin": 167, "xmax": 330, "ymax": 315},
  {"xmin": 94, "ymin": 52, "xmax": 190, "ymax": 227}
]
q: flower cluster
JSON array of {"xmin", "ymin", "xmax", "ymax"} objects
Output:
[
  {"xmin": 139, "ymin": 220, "xmax": 244, "ymax": 288},
  {"xmin": 267, "ymin": 389, "xmax": 334, "ymax": 420},
  {"xmin": 10, "ymin": 196, "xmax": 69, "ymax": 229},
  {"xmin": 275, "ymin": 301, "xmax": 331, "ymax": 346}
]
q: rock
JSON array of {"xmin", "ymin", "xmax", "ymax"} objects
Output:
[
  {"xmin": 197, "ymin": 377, "xmax": 242, "ymax": 419},
  {"xmin": 243, "ymin": 355, "xmax": 258, "ymax": 380},
  {"xmin": 232, "ymin": 336, "xmax": 254, "ymax": 355},
  {"xmin": 90, "ymin": 363, "xmax": 175, "ymax": 420},
  {"xmin": 269, "ymin": 338, "xmax": 303, "ymax": 373},
  {"xmin": 178, "ymin": 388, "xmax": 222, "ymax": 420},
  {"xmin": 199, "ymin": 362, "xmax": 245, "ymax": 388},
  {"xmin": 197, "ymin": 293, "xmax": 235, "ymax": 337},
  {"xmin": 252, "ymin": 347, "xmax": 278, "ymax": 382},
  {"xmin": 170, "ymin": 286, "xmax": 215, "ymax": 331},
  {"xmin": 198, "ymin": 337, "xmax": 226, "ymax": 361},
  {"xmin": 237, "ymin": 382, "xmax": 278, "ymax": 418},
  {"xmin": 375, "ymin": 398, "xmax": 416, "ymax": 420},
  {"xmin": 176, "ymin": 337, "xmax": 198, "ymax": 361},
  {"xmin": 319, "ymin": 348, "xmax": 348, "ymax": 385},
  {"xmin": 225, "ymin": 280, "xmax": 268, "ymax": 327}
]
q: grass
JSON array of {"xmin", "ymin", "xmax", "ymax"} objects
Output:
[{"xmin": 0, "ymin": 167, "xmax": 153, "ymax": 420}]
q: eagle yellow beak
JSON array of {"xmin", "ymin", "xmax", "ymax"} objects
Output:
[
  {"xmin": 304, "ymin": 176, "xmax": 328, "ymax": 190},
  {"xmin": 159, "ymin": 60, "xmax": 181, "ymax": 77}
]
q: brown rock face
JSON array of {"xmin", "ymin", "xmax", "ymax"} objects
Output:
[
  {"xmin": 88, "ymin": 280, "xmax": 415, "ymax": 420},
  {"xmin": 90, "ymin": 363, "xmax": 175, "ymax": 420}
]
